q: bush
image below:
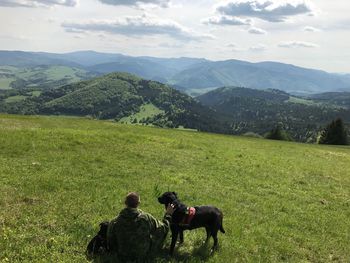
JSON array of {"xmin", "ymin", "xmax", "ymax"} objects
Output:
[{"xmin": 265, "ymin": 126, "xmax": 293, "ymax": 141}]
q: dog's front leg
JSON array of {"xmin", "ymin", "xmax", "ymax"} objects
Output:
[
  {"xmin": 170, "ymin": 226, "xmax": 178, "ymax": 255},
  {"xmin": 179, "ymin": 230, "xmax": 184, "ymax": 244}
]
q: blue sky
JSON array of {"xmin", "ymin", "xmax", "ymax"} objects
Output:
[{"xmin": 0, "ymin": 0, "xmax": 349, "ymax": 72}]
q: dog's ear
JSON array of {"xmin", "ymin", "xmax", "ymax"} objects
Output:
[{"xmin": 172, "ymin": 192, "xmax": 178, "ymax": 198}]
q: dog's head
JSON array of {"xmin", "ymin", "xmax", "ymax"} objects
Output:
[{"xmin": 158, "ymin": 192, "xmax": 178, "ymax": 207}]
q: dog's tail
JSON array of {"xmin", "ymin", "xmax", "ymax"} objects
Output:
[{"xmin": 219, "ymin": 211, "xmax": 225, "ymax": 234}]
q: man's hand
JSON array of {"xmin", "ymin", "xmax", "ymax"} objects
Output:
[{"xmin": 165, "ymin": 204, "xmax": 175, "ymax": 215}]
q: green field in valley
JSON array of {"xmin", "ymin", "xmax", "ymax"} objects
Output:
[
  {"xmin": 120, "ymin": 103, "xmax": 165, "ymax": 124},
  {"xmin": 0, "ymin": 78, "xmax": 15, "ymax": 90},
  {"xmin": 0, "ymin": 114, "xmax": 349, "ymax": 262}
]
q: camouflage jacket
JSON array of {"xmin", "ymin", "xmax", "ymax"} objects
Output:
[{"xmin": 107, "ymin": 208, "xmax": 171, "ymax": 259}]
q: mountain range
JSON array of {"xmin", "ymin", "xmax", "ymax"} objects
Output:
[{"xmin": 1, "ymin": 50, "xmax": 350, "ymax": 94}]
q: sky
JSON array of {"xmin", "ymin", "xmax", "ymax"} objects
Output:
[{"xmin": 0, "ymin": 0, "xmax": 349, "ymax": 73}]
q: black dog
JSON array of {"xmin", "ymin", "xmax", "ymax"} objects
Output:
[
  {"xmin": 158, "ymin": 192, "xmax": 225, "ymax": 255},
  {"xmin": 86, "ymin": 221, "xmax": 109, "ymax": 259}
]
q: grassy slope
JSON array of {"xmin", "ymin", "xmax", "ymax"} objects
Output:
[{"xmin": 0, "ymin": 114, "xmax": 349, "ymax": 262}]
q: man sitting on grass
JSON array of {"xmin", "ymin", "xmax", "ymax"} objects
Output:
[{"xmin": 107, "ymin": 192, "xmax": 174, "ymax": 262}]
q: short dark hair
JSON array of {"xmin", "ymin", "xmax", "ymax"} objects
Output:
[{"xmin": 125, "ymin": 192, "xmax": 140, "ymax": 208}]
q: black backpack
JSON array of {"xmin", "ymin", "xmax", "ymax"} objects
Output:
[{"xmin": 86, "ymin": 221, "xmax": 109, "ymax": 259}]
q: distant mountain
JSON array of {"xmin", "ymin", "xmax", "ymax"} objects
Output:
[
  {"xmin": 0, "ymin": 51, "xmax": 80, "ymax": 67},
  {"xmin": 170, "ymin": 60, "xmax": 350, "ymax": 94},
  {"xmin": 197, "ymin": 86, "xmax": 350, "ymax": 142},
  {"xmin": 40, "ymin": 50, "xmax": 125, "ymax": 67},
  {"xmin": 0, "ymin": 72, "xmax": 228, "ymax": 133},
  {"xmin": 1, "ymin": 50, "xmax": 350, "ymax": 94},
  {"xmin": 87, "ymin": 57, "xmax": 175, "ymax": 83},
  {"xmin": 0, "ymin": 65, "xmax": 97, "ymax": 90}
]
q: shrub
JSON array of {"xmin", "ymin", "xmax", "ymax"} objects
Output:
[{"xmin": 265, "ymin": 126, "xmax": 293, "ymax": 141}]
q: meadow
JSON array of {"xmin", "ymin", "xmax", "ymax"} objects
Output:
[{"xmin": 0, "ymin": 114, "xmax": 349, "ymax": 262}]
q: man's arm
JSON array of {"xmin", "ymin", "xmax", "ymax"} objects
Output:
[{"xmin": 145, "ymin": 204, "xmax": 174, "ymax": 234}]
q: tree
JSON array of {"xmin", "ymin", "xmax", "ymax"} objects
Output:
[{"xmin": 319, "ymin": 118, "xmax": 348, "ymax": 145}]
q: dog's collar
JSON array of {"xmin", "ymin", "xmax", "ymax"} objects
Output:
[{"xmin": 170, "ymin": 202, "xmax": 178, "ymax": 211}]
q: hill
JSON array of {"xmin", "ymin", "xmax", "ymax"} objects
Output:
[
  {"xmin": 197, "ymin": 87, "xmax": 350, "ymax": 142},
  {"xmin": 0, "ymin": 65, "xmax": 96, "ymax": 90},
  {"xmin": 1, "ymin": 114, "xmax": 349, "ymax": 262},
  {"xmin": 1, "ymin": 50, "xmax": 350, "ymax": 94},
  {"xmin": 170, "ymin": 60, "xmax": 350, "ymax": 94},
  {"xmin": 0, "ymin": 73, "xmax": 228, "ymax": 133}
]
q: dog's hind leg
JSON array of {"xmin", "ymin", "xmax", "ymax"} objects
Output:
[{"xmin": 211, "ymin": 229, "xmax": 219, "ymax": 250}]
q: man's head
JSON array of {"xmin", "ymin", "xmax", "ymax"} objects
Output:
[{"xmin": 125, "ymin": 192, "xmax": 140, "ymax": 208}]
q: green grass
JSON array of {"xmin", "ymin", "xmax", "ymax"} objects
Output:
[
  {"xmin": 0, "ymin": 114, "xmax": 349, "ymax": 262},
  {"xmin": 0, "ymin": 77, "xmax": 15, "ymax": 90},
  {"xmin": 288, "ymin": 96, "xmax": 315, "ymax": 105},
  {"xmin": 29, "ymin": 90, "xmax": 42, "ymax": 97},
  {"xmin": 288, "ymin": 96, "xmax": 346, "ymax": 110},
  {"xmin": 4, "ymin": 95, "xmax": 27, "ymax": 103},
  {"xmin": 17, "ymin": 66, "xmax": 84, "ymax": 82},
  {"xmin": 120, "ymin": 103, "xmax": 165, "ymax": 123}
]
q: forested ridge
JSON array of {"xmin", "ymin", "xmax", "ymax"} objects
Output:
[{"xmin": 197, "ymin": 87, "xmax": 350, "ymax": 142}]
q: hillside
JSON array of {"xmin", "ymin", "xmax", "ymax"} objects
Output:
[
  {"xmin": 197, "ymin": 87, "xmax": 350, "ymax": 142},
  {"xmin": 0, "ymin": 73, "xmax": 228, "ymax": 133},
  {"xmin": 1, "ymin": 50, "xmax": 350, "ymax": 94},
  {"xmin": 170, "ymin": 60, "xmax": 350, "ymax": 94},
  {"xmin": 1, "ymin": 114, "xmax": 349, "ymax": 262},
  {"xmin": 0, "ymin": 65, "xmax": 96, "ymax": 90}
]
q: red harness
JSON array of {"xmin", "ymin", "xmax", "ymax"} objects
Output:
[{"xmin": 180, "ymin": 207, "xmax": 196, "ymax": 225}]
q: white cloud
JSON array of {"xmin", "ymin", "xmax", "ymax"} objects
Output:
[
  {"xmin": 62, "ymin": 14, "xmax": 213, "ymax": 41},
  {"xmin": 0, "ymin": 0, "xmax": 78, "ymax": 7},
  {"xmin": 227, "ymin": 43, "xmax": 238, "ymax": 48},
  {"xmin": 203, "ymin": 15, "xmax": 251, "ymax": 26},
  {"xmin": 159, "ymin": 42, "xmax": 184, "ymax": 48},
  {"xmin": 217, "ymin": 0, "xmax": 314, "ymax": 22},
  {"xmin": 98, "ymin": 0, "xmax": 170, "ymax": 8},
  {"xmin": 249, "ymin": 43, "xmax": 267, "ymax": 51},
  {"xmin": 303, "ymin": 26, "xmax": 320, "ymax": 32},
  {"xmin": 248, "ymin": 26, "xmax": 267, "ymax": 34},
  {"xmin": 278, "ymin": 41, "xmax": 319, "ymax": 48}
]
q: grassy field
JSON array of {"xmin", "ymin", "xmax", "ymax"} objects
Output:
[
  {"xmin": 0, "ymin": 114, "xmax": 349, "ymax": 262},
  {"xmin": 4, "ymin": 95, "xmax": 27, "ymax": 103}
]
